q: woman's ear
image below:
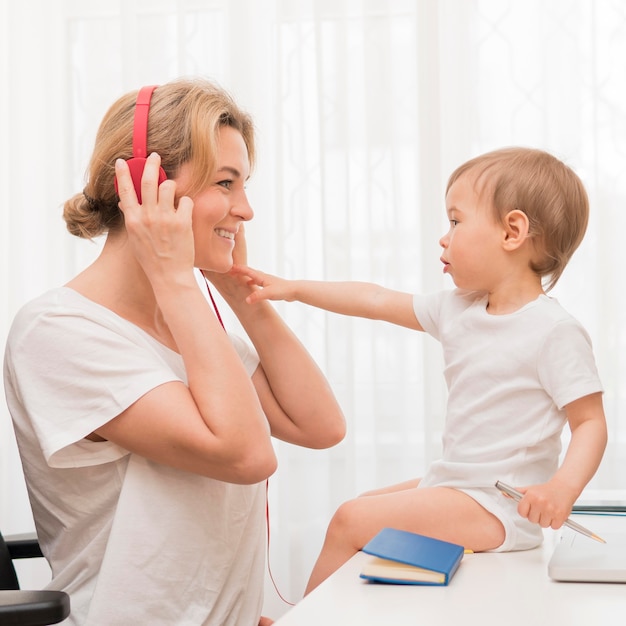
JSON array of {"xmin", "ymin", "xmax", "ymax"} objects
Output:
[{"xmin": 502, "ymin": 209, "xmax": 530, "ymax": 251}]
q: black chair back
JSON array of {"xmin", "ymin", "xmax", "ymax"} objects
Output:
[
  {"xmin": 0, "ymin": 530, "xmax": 20, "ymax": 590},
  {"xmin": 0, "ymin": 530, "xmax": 70, "ymax": 624}
]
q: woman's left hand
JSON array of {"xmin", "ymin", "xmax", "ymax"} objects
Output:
[{"xmin": 231, "ymin": 222, "xmax": 248, "ymax": 266}]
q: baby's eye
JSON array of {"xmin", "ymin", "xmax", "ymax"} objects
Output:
[{"xmin": 450, "ymin": 219, "xmax": 459, "ymax": 227}]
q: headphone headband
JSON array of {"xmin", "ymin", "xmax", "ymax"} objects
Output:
[
  {"xmin": 114, "ymin": 84, "xmax": 166, "ymax": 202},
  {"xmin": 132, "ymin": 85, "xmax": 159, "ymax": 159}
]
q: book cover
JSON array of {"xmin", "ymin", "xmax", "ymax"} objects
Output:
[{"xmin": 360, "ymin": 527, "xmax": 465, "ymax": 585}]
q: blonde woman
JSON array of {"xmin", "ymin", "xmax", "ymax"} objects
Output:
[{"xmin": 4, "ymin": 78, "xmax": 345, "ymax": 625}]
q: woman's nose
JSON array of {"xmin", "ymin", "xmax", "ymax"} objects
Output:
[{"xmin": 233, "ymin": 190, "xmax": 254, "ymax": 221}]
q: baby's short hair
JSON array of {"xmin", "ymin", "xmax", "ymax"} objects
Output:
[{"xmin": 446, "ymin": 147, "xmax": 589, "ymax": 291}]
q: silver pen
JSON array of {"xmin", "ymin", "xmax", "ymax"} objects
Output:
[{"xmin": 495, "ymin": 480, "xmax": 606, "ymax": 544}]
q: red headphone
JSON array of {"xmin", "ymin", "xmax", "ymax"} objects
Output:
[{"xmin": 115, "ymin": 85, "xmax": 167, "ymax": 203}]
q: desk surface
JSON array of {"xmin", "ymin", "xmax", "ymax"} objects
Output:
[{"xmin": 274, "ymin": 514, "xmax": 626, "ymax": 626}]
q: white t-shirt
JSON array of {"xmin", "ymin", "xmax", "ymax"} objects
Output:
[
  {"xmin": 4, "ymin": 287, "xmax": 266, "ymax": 625},
  {"xmin": 413, "ymin": 289, "xmax": 603, "ymax": 550}
]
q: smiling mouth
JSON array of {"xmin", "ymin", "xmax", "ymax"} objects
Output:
[{"xmin": 215, "ymin": 228, "xmax": 235, "ymax": 241}]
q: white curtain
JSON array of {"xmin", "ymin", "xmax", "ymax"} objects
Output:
[{"xmin": 1, "ymin": 0, "xmax": 625, "ymax": 618}]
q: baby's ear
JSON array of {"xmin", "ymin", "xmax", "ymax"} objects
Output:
[{"xmin": 502, "ymin": 209, "xmax": 530, "ymax": 250}]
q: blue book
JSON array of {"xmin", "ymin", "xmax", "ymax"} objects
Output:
[{"xmin": 360, "ymin": 528, "xmax": 465, "ymax": 586}]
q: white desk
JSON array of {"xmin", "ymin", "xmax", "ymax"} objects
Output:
[{"xmin": 274, "ymin": 514, "xmax": 626, "ymax": 626}]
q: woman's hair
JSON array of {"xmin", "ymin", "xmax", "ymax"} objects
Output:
[
  {"xmin": 64, "ymin": 77, "xmax": 256, "ymax": 238},
  {"xmin": 446, "ymin": 147, "xmax": 589, "ymax": 291}
]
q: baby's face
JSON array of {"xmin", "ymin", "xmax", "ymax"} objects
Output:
[{"xmin": 439, "ymin": 174, "xmax": 504, "ymax": 291}]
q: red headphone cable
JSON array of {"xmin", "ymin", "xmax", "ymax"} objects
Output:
[{"xmin": 202, "ymin": 275, "xmax": 294, "ymax": 606}]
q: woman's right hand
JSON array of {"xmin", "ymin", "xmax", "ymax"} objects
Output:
[{"xmin": 115, "ymin": 153, "xmax": 196, "ymax": 286}]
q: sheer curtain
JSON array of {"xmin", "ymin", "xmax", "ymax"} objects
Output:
[{"xmin": 1, "ymin": 0, "xmax": 625, "ymax": 618}]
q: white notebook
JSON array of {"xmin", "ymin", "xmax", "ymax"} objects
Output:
[{"xmin": 548, "ymin": 529, "xmax": 626, "ymax": 583}]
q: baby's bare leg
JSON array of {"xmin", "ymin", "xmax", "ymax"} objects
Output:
[
  {"xmin": 304, "ymin": 485, "xmax": 504, "ymax": 594},
  {"xmin": 359, "ymin": 478, "xmax": 421, "ymax": 497}
]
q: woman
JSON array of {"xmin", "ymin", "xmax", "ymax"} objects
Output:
[{"xmin": 3, "ymin": 78, "xmax": 345, "ymax": 625}]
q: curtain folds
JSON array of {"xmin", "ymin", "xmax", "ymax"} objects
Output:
[{"xmin": 1, "ymin": 0, "xmax": 625, "ymax": 617}]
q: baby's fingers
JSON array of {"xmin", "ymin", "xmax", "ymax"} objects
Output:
[
  {"xmin": 245, "ymin": 288, "xmax": 273, "ymax": 304},
  {"xmin": 230, "ymin": 265, "xmax": 266, "ymax": 286}
]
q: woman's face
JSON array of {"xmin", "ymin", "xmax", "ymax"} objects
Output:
[{"xmin": 175, "ymin": 125, "xmax": 253, "ymax": 273}]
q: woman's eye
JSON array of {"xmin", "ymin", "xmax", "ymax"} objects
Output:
[{"xmin": 218, "ymin": 180, "xmax": 233, "ymax": 189}]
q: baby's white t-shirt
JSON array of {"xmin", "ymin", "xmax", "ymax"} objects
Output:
[
  {"xmin": 4, "ymin": 287, "xmax": 266, "ymax": 625},
  {"xmin": 413, "ymin": 289, "xmax": 603, "ymax": 550}
]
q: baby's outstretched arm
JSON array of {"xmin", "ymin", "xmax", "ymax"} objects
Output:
[{"xmin": 231, "ymin": 265, "xmax": 423, "ymax": 330}]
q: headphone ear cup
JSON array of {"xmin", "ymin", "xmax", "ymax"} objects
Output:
[{"xmin": 115, "ymin": 157, "xmax": 168, "ymax": 203}]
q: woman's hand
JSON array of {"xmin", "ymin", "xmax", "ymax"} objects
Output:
[{"xmin": 115, "ymin": 153, "xmax": 195, "ymax": 286}]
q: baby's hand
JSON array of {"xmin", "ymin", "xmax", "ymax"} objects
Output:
[
  {"xmin": 230, "ymin": 265, "xmax": 297, "ymax": 304},
  {"xmin": 515, "ymin": 480, "xmax": 577, "ymax": 530}
]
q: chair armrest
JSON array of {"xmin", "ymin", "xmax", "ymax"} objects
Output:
[
  {"xmin": 0, "ymin": 590, "xmax": 70, "ymax": 623},
  {"xmin": 4, "ymin": 533, "xmax": 44, "ymax": 559}
]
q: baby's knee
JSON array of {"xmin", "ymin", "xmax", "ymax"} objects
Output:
[{"xmin": 328, "ymin": 498, "xmax": 361, "ymax": 537}]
